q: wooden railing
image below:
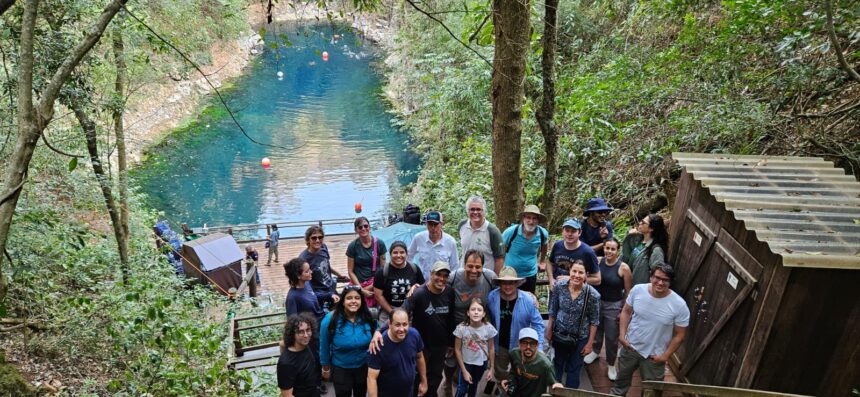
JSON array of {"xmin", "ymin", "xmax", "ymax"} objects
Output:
[
  {"xmin": 188, "ymin": 217, "xmax": 358, "ymax": 242},
  {"xmin": 539, "ymin": 381, "xmax": 812, "ymax": 397},
  {"xmin": 227, "ymin": 311, "xmax": 286, "ymax": 370},
  {"xmin": 639, "ymin": 381, "xmax": 812, "ymax": 397}
]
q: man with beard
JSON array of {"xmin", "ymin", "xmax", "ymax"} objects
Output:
[
  {"xmin": 580, "ymin": 197, "xmax": 614, "ymax": 256},
  {"xmin": 611, "ymin": 263, "xmax": 689, "ymax": 396},
  {"xmin": 501, "ymin": 328, "xmax": 562, "ymax": 397},
  {"xmin": 403, "ymin": 261, "xmax": 456, "ymax": 397},
  {"xmin": 299, "ymin": 226, "xmax": 344, "ymax": 309},
  {"xmin": 441, "ymin": 249, "xmax": 497, "ymax": 397},
  {"xmin": 501, "ymin": 205, "xmax": 549, "ymax": 293},
  {"xmin": 368, "ymin": 309, "xmax": 429, "ymax": 397}
]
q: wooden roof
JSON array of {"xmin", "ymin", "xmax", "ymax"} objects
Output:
[{"xmin": 673, "ymin": 152, "xmax": 860, "ymax": 270}]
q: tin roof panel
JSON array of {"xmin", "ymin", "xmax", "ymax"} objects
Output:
[{"xmin": 674, "ymin": 152, "xmax": 860, "ymax": 270}]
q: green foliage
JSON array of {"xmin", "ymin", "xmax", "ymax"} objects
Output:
[
  {"xmin": 390, "ymin": 0, "xmax": 859, "ymax": 224},
  {"xmin": 4, "ymin": 166, "xmax": 266, "ymax": 394}
]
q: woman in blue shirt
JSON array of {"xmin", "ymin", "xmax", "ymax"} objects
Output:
[{"xmin": 320, "ymin": 285, "xmax": 376, "ymax": 397}]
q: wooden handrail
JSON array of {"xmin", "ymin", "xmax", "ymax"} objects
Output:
[
  {"xmin": 641, "ymin": 381, "xmax": 812, "ymax": 397},
  {"xmin": 545, "ymin": 387, "xmax": 615, "ymax": 396}
]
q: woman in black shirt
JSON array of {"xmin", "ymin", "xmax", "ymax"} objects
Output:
[{"xmin": 277, "ymin": 313, "xmax": 321, "ymax": 397}]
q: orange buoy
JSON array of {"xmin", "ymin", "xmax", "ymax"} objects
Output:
[
  {"xmin": 261, "ymin": 157, "xmax": 271, "ymax": 168},
  {"xmin": 354, "ymin": 202, "xmax": 362, "ymax": 213},
  {"xmin": 322, "ymin": 51, "xmax": 329, "ymax": 62}
]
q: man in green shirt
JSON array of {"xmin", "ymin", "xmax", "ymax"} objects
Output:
[{"xmin": 502, "ymin": 328, "xmax": 563, "ymax": 397}]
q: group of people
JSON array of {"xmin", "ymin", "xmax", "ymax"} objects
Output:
[{"xmin": 276, "ymin": 196, "xmax": 690, "ymax": 397}]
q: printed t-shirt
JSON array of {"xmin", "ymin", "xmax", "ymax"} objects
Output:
[
  {"xmin": 449, "ymin": 269, "xmax": 496, "ymax": 323},
  {"xmin": 498, "ymin": 296, "xmax": 518, "ymax": 349},
  {"xmin": 403, "ymin": 285, "xmax": 455, "ymax": 347},
  {"xmin": 453, "ymin": 323, "xmax": 498, "ymax": 365},
  {"xmin": 373, "ymin": 263, "xmax": 425, "ymax": 308},
  {"xmin": 509, "ymin": 348, "xmax": 557, "ymax": 397},
  {"xmin": 548, "ymin": 241, "xmax": 599, "ymax": 279}
]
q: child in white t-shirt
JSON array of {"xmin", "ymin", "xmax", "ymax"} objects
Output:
[{"xmin": 453, "ymin": 297, "xmax": 498, "ymax": 397}]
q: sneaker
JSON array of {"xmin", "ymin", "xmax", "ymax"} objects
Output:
[
  {"xmin": 608, "ymin": 365, "xmax": 617, "ymax": 380},
  {"xmin": 584, "ymin": 351, "xmax": 599, "ymax": 364}
]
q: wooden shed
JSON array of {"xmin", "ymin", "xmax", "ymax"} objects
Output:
[
  {"xmin": 181, "ymin": 232, "xmax": 244, "ymax": 295},
  {"xmin": 667, "ymin": 152, "xmax": 860, "ymax": 396}
]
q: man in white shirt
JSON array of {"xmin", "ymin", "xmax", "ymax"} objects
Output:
[
  {"xmin": 611, "ymin": 263, "xmax": 690, "ymax": 396},
  {"xmin": 409, "ymin": 210, "xmax": 460, "ymax": 280},
  {"xmin": 457, "ymin": 195, "xmax": 505, "ymax": 273}
]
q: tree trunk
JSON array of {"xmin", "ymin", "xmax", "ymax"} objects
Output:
[
  {"xmin": 71, "ymin": 102, "xmax": 128, "ymax": 282},
  {"xmin": 491, "ymin": 0, "xmax": 531, "ymax": 229},
  {"xmin": 112, "ymin": 25, "xmax": 130, "ymax": 264},
  {"xmin": 536, "ymin": 0, "xmax": 560, "ymax": 226},
  {"xmin": 0, "ymin": 0, "xmax": 128, "ymax": 303}
]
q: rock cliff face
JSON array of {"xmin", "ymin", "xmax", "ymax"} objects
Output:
[{"xmin": 125, "ymin": 3, "xmax": 398, "ymax": 162}]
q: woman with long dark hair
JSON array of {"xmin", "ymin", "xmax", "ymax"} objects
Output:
[
  {"xmin": 623, "ymin": 213, "xmax": 668, "ymax": 285},
  {"xmin": 285, "ymin": 257, "xmax": 324, "ymax": 321},
  {"xmin": 319, "ymin": 286, "xmax": 377, "ymax": 397},
  {"xmin": 346, "ymin": 217, "xmax": 387, "ymax": 308},
  {"xmin": 278, "ymin": 313, "xmax": 321, "ymax": 397}
]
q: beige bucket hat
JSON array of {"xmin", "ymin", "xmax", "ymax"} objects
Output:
[{"xmin": 518, "ymin": 204, "xmax": 547, "ymax": 223}]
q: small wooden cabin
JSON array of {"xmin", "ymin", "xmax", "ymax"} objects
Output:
[
  {"xmin": 181, "ymin": 232, "xmax": 244, "ymax": 294},
  {"xmin": 667, "ymin": 153, "xmax": 859, "ymax": 396}
]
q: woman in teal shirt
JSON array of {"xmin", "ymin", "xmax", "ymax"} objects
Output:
[{"xmin": 319, "ymin": 286, "xmax": 376, "ymax": 397}]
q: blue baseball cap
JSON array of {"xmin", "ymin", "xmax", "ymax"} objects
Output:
[
  {"xmin": 562, "ymin": 218, "xmax": 582, "ymax": 230},
  {"xmin": 425, "ymin": 210, "xmax": 443, "ymax": 223}
]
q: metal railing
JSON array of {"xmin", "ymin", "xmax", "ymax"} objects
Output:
[{"xmin": 187, "ymin": 217, "xmax": 359, "ymax": 242}]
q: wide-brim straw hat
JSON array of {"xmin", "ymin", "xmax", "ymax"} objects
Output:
[
  {"xmin": 518, "ymin": 204, "xmax": 547, "ymax": 223},
  {"xmin": 496, "ymin": 266, "xmax": 526, "ymax": 287}
]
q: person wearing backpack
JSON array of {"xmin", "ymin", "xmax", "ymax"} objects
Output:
[
  {"xmin": 457, "ymin": 196, "xmax": 505, "ymax": 273},
  {"xmin": 373, "ymin": 241, "xmax": 425, "ymax": 326},
  {"xmin": 501, "ymin": 205, "xmax": 549, "ymax": 293}
]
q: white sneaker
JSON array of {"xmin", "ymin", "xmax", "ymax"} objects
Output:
[
  {"xmin": 608, "ymin": 365, "xmax": 617, "ymax": 380},
  {"xmin": 583, "ymin": 351, "xmax": 599, "ymax": 364}
]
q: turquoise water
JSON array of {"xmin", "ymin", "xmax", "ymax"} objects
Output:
[{"xmin": 134, "ymin": 22, "xmax": 419, "ymax": 235}]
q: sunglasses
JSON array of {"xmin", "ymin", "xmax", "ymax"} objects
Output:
[
  {"xmin": 310, "ymin": 235, "xmax": 324, "ymax": 241},
  {"xmin": 357, "ymin": 224, "xmax": 370, "ymax": 230}
]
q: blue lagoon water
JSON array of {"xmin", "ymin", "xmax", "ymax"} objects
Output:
[{"xmin": 134, "ymin": 22, "xmax": 419, "ymax": 235}]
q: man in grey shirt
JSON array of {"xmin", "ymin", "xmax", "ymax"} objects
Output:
[
  {"xmin": 457, "ymin": 195, "xmax": 505, "ymax": 273},
  {"xmin": 441, "ymin": 248, "xmax": 497, "ymax": 397}
]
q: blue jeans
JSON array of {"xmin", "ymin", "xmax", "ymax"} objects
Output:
[
  {"xmin": 552, "ymin": 338, "xmax": 589, "ymax": 388},
  {"xmin": 455, "ymin": 362, "xmax": 486, "ymax": 397}
]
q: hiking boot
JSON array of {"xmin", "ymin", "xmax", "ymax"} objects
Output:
[{"xmin": 583, "ymin": 351, "xmax": 599, "ymax": 364}]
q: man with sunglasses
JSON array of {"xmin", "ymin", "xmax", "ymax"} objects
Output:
[
  {"xmin": 501, "ymin": 328, "xmax": 562, "ymax": 397},
  {"xmin": 580, "ymin": 197, "xmax": 614, "ymax": 256},
  {"xmin": 611, "ymin": 263, "xmax": 689, "ymax": 396}
]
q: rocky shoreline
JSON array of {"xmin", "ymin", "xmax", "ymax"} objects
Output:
[{"xmin": 124, "ymin": 3, "xmax": 399, "ymax": 162}]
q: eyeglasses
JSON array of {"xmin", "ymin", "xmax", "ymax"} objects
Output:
[
  {"xmin": 295, "ymin": 328, "xmax": 313, "ymax": 335},
  {"xmin": 357, "ymin": 224, "xmax": 370, "ymax": 230},
  {"xmin": 597, "ymin": 210, "xmax": 610, "ymax": 215},
  {"xmin": 310, "ymin": 235, "xmax": 324, "ymax": 241},
  {"xmin": 651, "ymin": 275, "xmax": 671, "ymax": 284},
  {"xmin": 468, "ymin": 208, "xmax": 484, "ymax": 212},
  {"xmin": 519, "ymin": 340, "xmax": 538, "ymax": 347}
]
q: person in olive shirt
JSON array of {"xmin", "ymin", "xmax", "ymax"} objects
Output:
[{"xmin": 501, "ymin": 328, "xmax": 562, "ymax": 397}]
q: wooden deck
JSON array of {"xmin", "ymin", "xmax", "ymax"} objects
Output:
[{"xmin": 241, "ymin": 233, "xmax": 356, "ymax": 295}]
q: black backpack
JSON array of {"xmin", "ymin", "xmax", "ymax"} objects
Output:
[{"xmin": 403, "ymin": 204, "xmax": 421, "ymax": 225}]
